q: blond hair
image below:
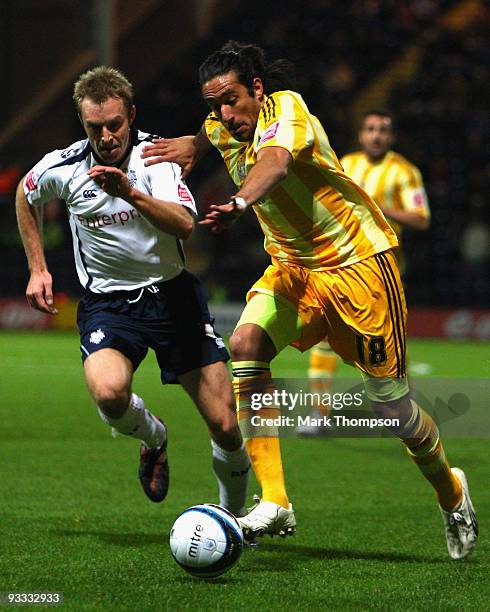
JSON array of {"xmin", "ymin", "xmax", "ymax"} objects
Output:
[{"xmin": 73, "ymin": 66, "xmax": 134, "ymax": 114}]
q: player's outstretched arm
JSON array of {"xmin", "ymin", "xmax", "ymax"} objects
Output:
[
  {"xmin": 200, "ymin": 146, "xmax": 292, "ymax": 233},
  {"xmin": 141, "ymin": 126, "xmax": 212, "ymax": 177},
  {"xmin": 386, "ymin": 169, "xmax": 430, "ymax": 231},
  {"xmin": 234, "ymin": 146, "xmax": 292, "ymax": 204},
  {"xmin": 87, "ymin": 166, "xmax": 194, "ymax": 239},
  {"xmin": 381, "ymin": 207, "xmax": 430, "ymax": 231},
  {"xmin": 15, "ymin": 179, "xmax": 58, "ymax": 315},
  {"xmin": 199, "ymin": 201, "xmax": 243, "ymax": 234}
]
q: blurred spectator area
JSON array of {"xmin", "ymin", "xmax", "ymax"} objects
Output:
[{"xmin": 0, "ymin": 0, "xmax": 488, "ymax": 308}]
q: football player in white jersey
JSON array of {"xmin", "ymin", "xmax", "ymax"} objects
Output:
[{"xmin": 16, "ymin": 66, "xmax": 250, "ymax": 515}]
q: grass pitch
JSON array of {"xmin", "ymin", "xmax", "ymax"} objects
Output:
[{"xmin": 0, "ymin": 331, "xmax": 488, "ymax": 611}]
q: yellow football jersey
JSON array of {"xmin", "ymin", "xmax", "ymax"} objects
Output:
[
  {"xmin": 340, "ymin": 150, "xmax": 430, "ymax": 241},
  {"xmin": 204, "ymin": 90, "xmax": 398, "ymax": 270}
]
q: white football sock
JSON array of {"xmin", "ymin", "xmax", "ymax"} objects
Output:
[
  {"xmin": 211, "ymin": 439, "xmax": 250, "ymax": 517},
  {"xmin": 98, "ymin": 393, "xmax": 165, "ymax": 448}
]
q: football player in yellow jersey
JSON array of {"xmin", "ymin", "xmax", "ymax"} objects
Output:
[
  {"xmin": 142, "ymin": 41, "xmax": 477, "ymax": 559},
  {"xmin": 303, "ymin": 110, "xmax": 431, "ymax": 437},
  {"xmin": 345, "ymin": 109, "xmax": 430, "ymax": 240}
]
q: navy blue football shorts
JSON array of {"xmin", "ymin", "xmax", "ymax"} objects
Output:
[{"xmin": 77, "ymin": 270, "xmax": 229, "ymax": 384}]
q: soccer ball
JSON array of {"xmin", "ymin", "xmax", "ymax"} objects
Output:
[{"xmin": 169, "ymin": 504, "xmax": 243, "ymax": 578}]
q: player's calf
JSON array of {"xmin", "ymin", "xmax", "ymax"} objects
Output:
[
  {"xmin": 211, "ymin": 438, "xmax": 250, "ymax": 517},
  {"xmin": 206, "ymin": 413, "xmax": 243, "ymax": 452},
  {"xmin": 96, "ymin": 392, "xmax": 169, "ymax": 502},
  {"xmin": 97, "ymin": 393, "xmax": 166, "ymax": 447}
]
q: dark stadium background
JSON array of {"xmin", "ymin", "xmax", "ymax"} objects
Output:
[
  {"xmin": 1, "ymin": 4, "xmax": 488, "ymax": 609},
  {"xmin": 0, "ymin": 0, "xmax": 488, "ymax": 329}
]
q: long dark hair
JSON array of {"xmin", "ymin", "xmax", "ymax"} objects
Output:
[{"xmin": 199, "ymin": 40, "xmax": 296, "ymax": 95}]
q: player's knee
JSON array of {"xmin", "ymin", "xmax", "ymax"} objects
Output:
[
  {"xmin": 229, "ymin": 329, "xmax": 251, "ymax": 360},
  {"xmin": 92, "ymin": 382, "xmax": 130, "ymax": 418},
  {"xmin": 362, "ymin": 375, "xmax": 410, "ymax": 421},
  {"xmin": 371, "ymin": 393, "xmax": 412, "ymax": 423},
  {"xmin": 229, "ymin": 326, "xmax": 274, "ymax": 361}
]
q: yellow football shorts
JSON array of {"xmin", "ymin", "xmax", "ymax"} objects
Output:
[{"xmin": 236, "ymin": 249, "xmax": 408, "ymax": 398}]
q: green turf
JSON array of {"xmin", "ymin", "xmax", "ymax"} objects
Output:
[{"xmin": 0, "ymin": 331, "xmax": 488, "ymax": 611}]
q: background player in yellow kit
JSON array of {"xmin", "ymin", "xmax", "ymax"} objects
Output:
[
  {"xmin": 142, "ymin": 41, "xmax": 477, "ymax": 559},
  {"xmin": 302, "ymin": 109, "xmax": 431, "ymax": 436}
]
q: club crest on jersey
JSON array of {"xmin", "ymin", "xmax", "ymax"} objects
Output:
[
  {"xmin": 126, "ymin": 169, "xmax": 137, "ymax": 187},
  {"xmin": 258, "ymin": 121, "xmax": 280, "ymax": 146},
  {"xmin": 237, "ymin": 157, "xmax": 246, "ymax": 181},
  {"xmin": 61, "ymin": 148, "xmax": 78, "ymax": 159},
  {"xmin": 89, "ymin": 329, "xmax": 106, "ymax": 344}
]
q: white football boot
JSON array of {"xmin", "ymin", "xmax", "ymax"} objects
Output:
[
  {"xmin": 439, "ymin": 467, "xmax": 478, "ymax": 560},
  {"xmin": 237, "ymin": 495, "xmax": 296, "ymax": 541}
]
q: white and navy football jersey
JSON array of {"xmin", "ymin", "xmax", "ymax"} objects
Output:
[{"xmin": 24, "ymin": 129, "xmax": 197, "ymax": 293}]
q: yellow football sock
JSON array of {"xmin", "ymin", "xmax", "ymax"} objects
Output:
[
  {"xmin": 401, "ymin": 401, "xmax": 463, "ymax": 511},
  {"xmin": 309, "ymin": 341, "xmax": 338, "ymax": 377},
  {"xmin": 232, "ymin": 360, "xmax": 289, "ymax": 509},
  {"xmin": 308, "ymin": 341, "xmax": 337, "ymax": 417},
  {"xmin": 244, "ymin": 437, "xmax": 289, "ymax": 508}
]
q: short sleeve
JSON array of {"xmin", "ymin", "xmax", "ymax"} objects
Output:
[
  {"xmin": 398, "ymin": 165, "xmax": 430, "ymax": 219},
  {"xmin": 255, "ymin": 92, "xmax": 314, "ymax": 160},
  {"xmin": 147, "ymin": 162, "xmax": 197, "ymax": 216},
  {"xmin": 23, "ymin": 155, "xmax": 65, "ymax": 207}
]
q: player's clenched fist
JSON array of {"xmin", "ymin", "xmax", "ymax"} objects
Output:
[{"xmin": 87, "ymin": 165, "xmax": 131, "ymax": 199}]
